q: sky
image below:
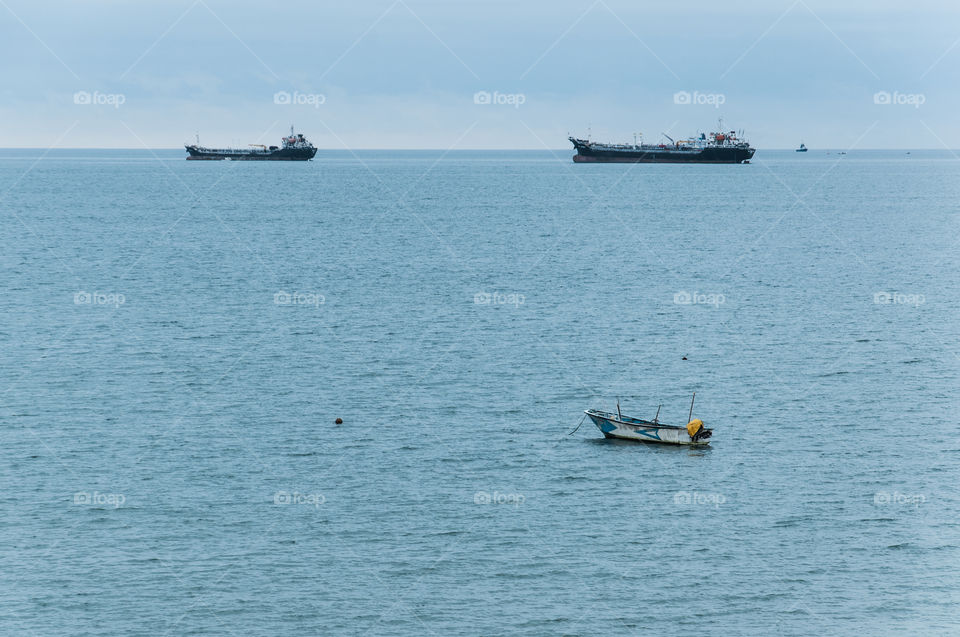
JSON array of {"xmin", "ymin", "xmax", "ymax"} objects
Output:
[{"xmin": 2, "ymin": 0, "xmax": 959, "ymax": 149}]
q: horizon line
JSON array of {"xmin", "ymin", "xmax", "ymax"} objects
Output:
[{"xmin": 0, "ymin": 147, "xmax": 946, "ymax": 152}]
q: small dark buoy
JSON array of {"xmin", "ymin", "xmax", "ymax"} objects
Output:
[
  {"xmin": 334, "ymin": 418, "xmax": 343, "ymax": 424},
  {"xmin": 682, "ymin": 356, "xmax": 687, "ymax": 360}
]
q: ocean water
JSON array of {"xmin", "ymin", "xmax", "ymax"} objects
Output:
[{"xmin": 1, "ymin": 148, "xmax": 958, "ymax": 636}]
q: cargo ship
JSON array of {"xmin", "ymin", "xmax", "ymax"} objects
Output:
[
  {"xmin": 185, "ymin": 127, "xmax": 317, "ymax": 160},
  {"xmin": 569, "ymin": 126, "xmax": 754, "ymax": 164}
]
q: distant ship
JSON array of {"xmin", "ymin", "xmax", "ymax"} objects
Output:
[
  {"xmin": 569, "ymin": 125, "xmax": 754, "ymax": 164},
  {"xmin": 185, "ymin": 127, "xmax": 317, "ymax": 161},
  {"xmin": 796, "ymin": 142, "xmax": 808, "ymax": 152}
]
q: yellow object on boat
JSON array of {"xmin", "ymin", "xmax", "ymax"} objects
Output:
[{"xmin": 686, "ymin": 419, "xmax": 703, "ymax": 437}]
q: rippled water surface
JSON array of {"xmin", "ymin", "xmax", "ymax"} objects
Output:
[{"xmin": 2, "ymin": 149, "xmax": 958, "ymax": 635}]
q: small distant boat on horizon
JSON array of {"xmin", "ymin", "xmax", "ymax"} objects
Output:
[
  {"xmin": 585, "ymin": 394, "xmax": 713, "ymax": 446},
  {"xmin": 796, "ymin": 142, "xmax": 808, "ymax": 152}
]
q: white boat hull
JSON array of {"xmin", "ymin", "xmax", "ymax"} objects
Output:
[{"xmin": 585, "ymin": 410, "xmax": 711, "ymax": 446}]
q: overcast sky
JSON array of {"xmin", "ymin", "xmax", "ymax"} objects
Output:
[{"xmin": 2, "ymin": 0, "xmax": 958, "ymax": 149}]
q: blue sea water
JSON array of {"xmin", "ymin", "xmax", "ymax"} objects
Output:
[{"xmin": 1, "ymin": 148, "xmax": 958, "ymax": 636}]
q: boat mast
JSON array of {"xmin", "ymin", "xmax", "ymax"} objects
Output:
[{"xmin": 688, "ymin": 392, "xmax": 696, "ymax": 423}]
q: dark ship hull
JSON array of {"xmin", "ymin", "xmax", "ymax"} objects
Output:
[
  {"xmin": 572, "ymin": 146, "xmax": 754, "ymax": 163},
  {"xmin": 570, "ymin": 134, "xmax": 754, "ymax": 164},
  {"xmin": 185, "ymin": 145, "xmax": 316, "ymax": 161}
]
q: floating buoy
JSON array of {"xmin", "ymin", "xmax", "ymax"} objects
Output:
[
  {"xmin": 334, "ymin": 418, "xmax": 343, "ymax": 424},
  {"xmin": 682, "ymin": 356, "xmax": 687, "ymax": 360}
]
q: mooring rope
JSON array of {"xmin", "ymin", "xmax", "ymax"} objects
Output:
[{"xmin": 567, "ymin": 413, "xmax": 586, "ymax": 436}]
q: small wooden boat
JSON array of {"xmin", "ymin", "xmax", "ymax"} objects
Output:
[{"xmin": 585, "ymin": 394, "xmax": 712, "ymax": 445}]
